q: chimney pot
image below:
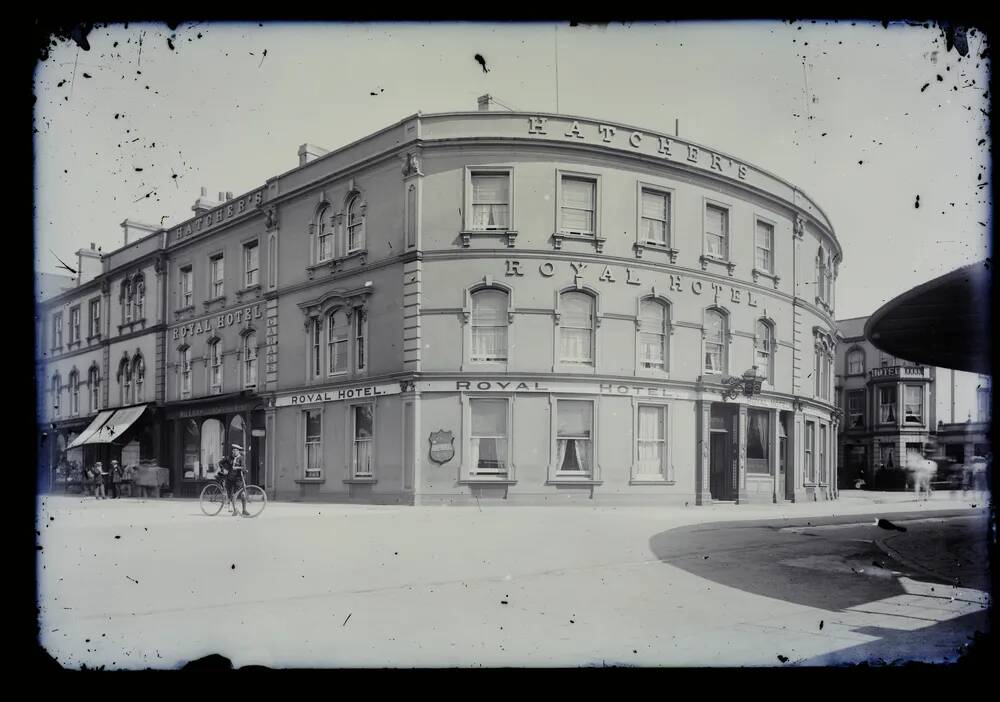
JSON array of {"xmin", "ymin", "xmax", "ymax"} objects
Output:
[
  {"xmin": 201, "ymin": 186, "xmax": 207, "ymax": 197},
  {"xmin": 226, "ymin": 191, "xmax": 233, "ymax": 200},
  {"xmin": 477, "ymin": 94, "xmax": 492, "ymax": 111},
  {"xmin": 90, "ymin": 242, "xmax": 95, "ymax": 250},
  {"xmin": 218, "ymin": 192, "xmax": 225, "ymax": 202}
]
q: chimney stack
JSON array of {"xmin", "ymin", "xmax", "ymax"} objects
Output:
[
  {"xmin": 192, "ymin": 187, "xmax": 221, "ymax": 216},
  {"xmin": 298, "ymin": 143, "xmax": 329, "ymax": 166},
  {"xmin": 477, "ymin": 94, "xmax": 492, "ymax": 111},
  {"xmin": 76, "ymin": 243, "xmax": 103, "ymax": 286},
  {"xmin": 120, "ymin": 219, "xmax": 160, "ymax": 247}
]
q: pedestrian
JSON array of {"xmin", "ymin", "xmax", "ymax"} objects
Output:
[
  {"xmin": 110, "ymin": 459, "xmax": 123, "ymax": 499},
  {"xmin": 93, "ymin": 461, "xmax": 106, "ymax": 499},
  {"xmin": 121, "ymin": 463, "xmax": 134, "ymax": 498}
]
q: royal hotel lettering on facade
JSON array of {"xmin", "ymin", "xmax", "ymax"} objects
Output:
[
  {"xmin": 171, "ymin": 303, "xmax": 264, "ymax": 340},
  {"xmin": 526, "ymin": 117, "xmax": 750, "ymax": 181},
  {"xmin": 505, "ymin": 259, "xmax": 763, "ymax": 307}
]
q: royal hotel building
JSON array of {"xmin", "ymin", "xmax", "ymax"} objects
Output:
[{"xmin": 40, "ymin": 98, "xmax": 845, "ymax": 505}]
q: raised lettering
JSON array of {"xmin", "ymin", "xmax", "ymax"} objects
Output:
[
  {"xmin": 669, "ymin": 274, "xmax": 683, "ymax": 292},
  {"xmin": 600, "ymin": 384, "xmax": 613, "ymax": 393},
  {"xmin": 255, "ymin": 305, "xmax": 263, "ymax": 318},
  {"xmin": 626, "ymin": 268, "xmax": 641, "ymax": 285},
  {"xmin": 747, "ymin": 292, "xmax": 758, "ymax": 307},
  {"xmin": 290, "ymin": 396, "xmax": 299, "ymax": 405},
  {"xmin": 254, "ymin": 192, "xmax": 263, "ymax": 206},
  {"xmin": 496, "ymin": 382, "xmax": 510, "ymax": 390},
  {"xmin": 172, "ymin": 328, "xmax": 179, "ymax": 340},
  {"xmin": 539, "ymin": 262, "xmax": 555, "ymax": 277},
  {"xmin": 235, "ymin": 311, "xmax": 243, "ymax": 324},
  {"xmin": 238, "ymin": 199, "xmax": 246, "ymax": 214},
  {"xmin": 628, "ymin": 131, "xmax": 642, "ymax": 147},
  {"xmin": 731, "ymin": 288, "xmax": 742, "ymax": 303},
  {"xmin": 194, "ymin": 321, "xmax": 203, "ymax": 335},
  {"xmin": 598, "ymin": 124, "xmax": 616, "ymax": 142},
  {"xmin": 516, "ymin": 382, "xmax": 529, "ymax": 390},
  {"xmin": 657, "ymin": 136, "xmax": 673, "ymax": 156},
  {"xmin": 185, "ymin": 224, "xmax": 193, "ymax": 237},
  {"xmin": 569, "ymin": 261, "xmax": 588, "ymax": 275},
  {"xmin": 617, "ymin": 385, "xmax": 629, "ymax": 394},
  {"xmin": 217, "ymin": 315, "xmax": 226, "ymax": 329},
  {"xmin": 456, "ymin": 381, "xmax": 471, "ymax": 390},
  {"xmin": 738, "ymin": 164, "xmax": 748, "ymax": 180},
  {"xmin": 505, "ymin": 260, "xmax": 524, "ymax": 277},
  {"xmin": 564, "ymin": 120, "xmax": 585, "ymax": 139},
  {"xmin": 226, "ymin": 313, "xmax": 234, "ymax": 326},
  {"xmin": 477, "ymin": 382, "xmax": 491, "ymax": 390},
  {"xmin": 598, "ymin": 265, "xmax": 615, "ymax": 283},
  {"xmin": 710, "ymin": 153, "xmax": 724, "ymax": 171},
  {"xmin": 528, "ymin": 116, "xmax": 548, "ymax": 134},
  {"xmin": 711, "ymin": 283, "xmax": 723, "ymax": 302},
  {"xmin": 215, "ymin": 210, "xmax": 223, "ymax": 224},
  {"xmin": 533, "ymin": 382, "xmax": 549, "ymax": 390},
  {"xmin": 687, "ymin": 145, "xmax": 699, "ymax": 163},
  {"xmin": 225, "ymin": 204, "xmax": 233, "ymax": 218},
  {"xmin": 692, "ymin": 280, "xmax": 704, "ymax": 294}
]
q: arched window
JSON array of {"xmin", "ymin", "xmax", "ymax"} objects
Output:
[
  {"xmin": 51, "ymin": 374, "xmax": 61, "ymax": 417},
  {"xmin": 639, "ymin": 298, "xmax": 669, "ymax": 371},
  {"xmin": 816, "ymin": 247, "xmax": 827, "ymax": 304},
  {"xmin": 471, "ymin": 289, "xmax": 509, "ymax": 362},
  {"xmin": 703, "ymin": 309, "xmax": 727, "ymax": 375},
  {"xmin": 68, "ymin": 370, "xmax": 79, "ymax": 416},
  {"xmin": 121, "ymin": 280, "xmax": 132, "ymax": 323},
  {"xmin": 754, "ymin": 320, "xmax": 774, "ymax": 383},
  {"xmin": 119, "ymin": 356, "xmax": 131, "ymax": 406},
  {"xmin": 316, "ymin": 205, "xmax": 333, "ymax": 262},
  {"xmin": 209, "ymin": 340, "xmax": 223, "ymax": 394},
  {"xmin": 560, "ymin": 292, "xmax": 594, "ymax": 365},
  {"xmin": 134, "ymin": 276, "xmax": 145, "ymax": 320},
  {"xmin": 88, "ymin": 365, "xmax": 101, "ymax": 412},
  {"xmin": 132, "ymin": 354, "xmax": 145, "ymax": 403},
  {"xmin": 243, "ymin": 332, "xmax": 258, "ymax": 389},
  {"xmin": 200, "ymin": 418, "xmax": 223, "ymax": 480},
  {"xmin": 327, "ymin": 311, "xmax": 349, "ymax": 375},
  {"xmin": 847, "ymin": 348, "xmax": 865, "ymax": 375},
  {"xmin": 180, "ymin": 346, "xmax": 192, "ymax": 399},
  {"xmin": 346, "ymin": 196, "xmax": 365, "ymax": 253}
]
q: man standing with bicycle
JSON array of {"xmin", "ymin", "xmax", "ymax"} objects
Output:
[{"xmin": 218, "ymin": 446, "xmax": 249, "ymax": 517}]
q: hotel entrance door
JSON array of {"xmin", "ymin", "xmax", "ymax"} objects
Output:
[{"xmin": 710, "ymin": 431, "xmax": 734, "ymax": 501}]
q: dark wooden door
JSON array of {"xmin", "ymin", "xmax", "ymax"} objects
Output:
[{"xmin": 710, "ymin": 432, "xmax": 729, "ymax": 500}]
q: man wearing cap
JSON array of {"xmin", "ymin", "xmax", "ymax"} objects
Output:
[{"xmin": 226, "ymin": 444, "xmax": 249, "ymax": 517}]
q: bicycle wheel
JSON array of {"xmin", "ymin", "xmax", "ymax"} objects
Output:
[
  {"xmin": 199, "ymin": 482, "xmax": 227, "ymax": 516},
  {"xmin": 235, "ymin": 485, "xmax": 267, "ymax": 518}
]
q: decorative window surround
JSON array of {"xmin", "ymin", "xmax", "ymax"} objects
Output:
[
  {"xmin": 699, "ymin": 255, "xmax": 736, "ymax": 276},
  {"xmin": 175, "ymin": 305, "xmax": 196, "ymax": 318},
  {"xmin": 294, "ymin": 478, "xmax": 326, "ymax": 485},
  {"xmin": 552, "ymin": 231, "xmax": 607, "ymax": 253},
  {"xmin": 545, "ymin": 479, "xmax": 604, "ymax": 486},
  {"xmin": 633, "ymin": 241, "xmax": 679, "ymax": 262},
  {"xmin": 751, "ymin": 268, "xmax": 781, "ymax": 288},
  {"xmin": 235, "ymin": 283, "xmax": 262, "ymax": 301},
  {"xmin": 203, "ymin": 295, "xmax": 227, "ymax": 311},
  {"xmin": 461, "ymin": 230, "xmax": 519, "ymax": 248},
  {"xmin": 630, "ymin": 479, "xmax": 676, "ymax": 486}
]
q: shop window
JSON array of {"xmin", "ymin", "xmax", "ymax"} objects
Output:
[
  {"xmin": 879, "ymin": 386, "xmax": 897, "ymax": 424},
  {"xmin": 747, "ymin": 409, "xmax": 770, "ymax": 475},
  {"xmin": 636, "ymin": 404, "xmax": 667, "ymax": 478},
  {"xmin": 754, "ymin": 220, "xmax": 773, "ymax": 273},
  {"xmin": 471, "ymin": 289, "xmax": 509, "ymax": 362},
  {"xmin": 182, "ymin": 419, "xmax": 201, "ymax": 479},
  {"xmin": 848, "ymin": 390, "xmax": 865, "ymax": 428},
  {"xmin": 243, "ymin": 241, "xmax": 259, "ymax": 288},
  {"xmin": 904, "ymin": 385, "xmax": 923, "ymax": 424},
  {"xmin": 556, "ymin": 399, "xmax": 593, "ymax": 476},
  {"xmin": 640, "ymin": 188, "xmax": 670, "ymax": 246},
  {"xmin": 560, "ymin": 176, "xmax": 596, "ymax": 235},
  {"xmin": 200, "ymin": 418, "xmax": 223, "ymax": 481},
  {"xmin": 559, "ymin": 291, "xmax": 594, "ymax": 365},
  {"xmin": 704, "ymin": 204, "xmax": 729, "ymax": 259},
  {"xmin": 639, "ymin": 298, "xmax": 669, "ymax": 371},
  {"xmin": 352, "ymin": 404, "xmax": 374, "ymax": 477},
  {"xmin": 470, "ymin": 398, "xmax": 509, "ymax": 475},
  {"xmin": 754, "ymin": 320, "xmax": 774, "ymax": 383},
  {"xmin": 304, "ymin": 409, "xmax": 322, "ymax": 479},
  {"xmin": 346, "ymin": 196, "xmax": 365, "ymax": 253},
  {"xmin": 469, "ymin": 172, "xmax": 511, "ymax": 230},
  {"xmin": 210, "ymin": 254, "xmax": 225, "ymax": 298},
  {"xmin": 327, "ymin": 310, "xmax": 349, "ymax": 375},
  {"xmin": 703, "ymin": 309, "xmax": 727, "ymax": 375},
  {"xmin": 243, "ymin": 332, "xmax": 258, "ymax": 389}
]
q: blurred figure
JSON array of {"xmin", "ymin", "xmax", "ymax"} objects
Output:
[
  {"xmin": 965, "ymin": 454, "xmax": 989, "ymax": 502},
  {"xmin": 906, "ymin": 449, "xmax": 936, "ymax": 501}
]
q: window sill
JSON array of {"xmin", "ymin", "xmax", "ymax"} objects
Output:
[
  {"xmin": 751, "ymin": 268, "xmax": 780, "ymax": 289},
  {"xmin": 295, "ymin": 478, "xmax": 325, "ymax": 484},
  {"xmin": 175, "ymin": 306, "xmax": 195, "ymax": 318},
  {"xmin": 546, "ymin": 478, "xmax": 602, "ymax": 486},
  {"xmin": 344, "ymin": 477, "xmax": 377, "ymax": 485},
  {"xmin": 67, "ymin": 340, "xmax": 82, "ymax": 350},
  {"xmin": 460, "ymin": 229, "xmax": 518, "ymax": 248},
  {"xmin": 235, "ymin": 284, "xmax": 262, "ymax": 301},
  {"xmin": 629, "ymin": 478, "xmax": 675, "ymax": 486},
  {"xmin": 552, "ymin": 232, "xmax": 606, "ymax": 253},
  {"xmin": 86, "ymin": 334, "xmax": 102, "ymax": 343},
  {"xmin": 459, "ymin": 477, "xmax": 516, "ymax": 485},
  {"xmin": 118, "ymin": 318, "xmax": 147, "ymax": 332},
  {"xmin": 306, "ymin": 251, "xmax": 369, "ymax": 279},
  {"xmin": 203, "ymin": 295, "xmax": 227, "ymax": 310},
  {"xmin": 699, "ymin": 255, "xmax": 735, "ymax": 276},
  {"xmin": 633, "ymin": 242, "xmax": 678, "ymax": 263},
  {"xmin": 51, "ymin": 346, "xmax": 63, "ymax": 354}
]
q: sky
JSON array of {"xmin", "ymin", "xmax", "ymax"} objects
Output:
[{"xmin": 32, "ymin": 20, "xmax": 991, "ymax": 321}]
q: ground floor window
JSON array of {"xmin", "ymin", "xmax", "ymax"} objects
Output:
[
  {"xmin": 352, "ymin": 404, "xmax": 374, "ymax": 477},
  {"xmin": 804, "ymin": 421, "xmax": 815, "ymax": 483},
  {"xmin": 747, "ymin": 409, "xmax": 770, "ymax": 475},
  {"xmin": 556, "ymin": 399, "xmax": 593, "ymax": 476},
  {"xmin": 470, "ymin": 398, "xmax": 508, "ymax": 475},
  {"xmin": 818, "ymin": 424, "xmax": 827, "ymax": 483},
  {"xmin": 304, "ymin": 409, "xmax": 322, "ymax": 479},
  {"xmin": 636, "ymin": 404, "xmax": 667, "ymax": 478},
  {"xmin": 879, "ymin": 444, "xmax": 895, "ymax": 470}
]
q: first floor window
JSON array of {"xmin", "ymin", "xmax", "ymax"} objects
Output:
[
  {"xmin": 243, "ymin": 333, "xmax": 258, "ymax": 389},
  {"xmin": 847, "ymin": 349, "xmax": 865, "ymax": 375},
  {"xmin": 639, "ymin": 299, "xmax": 668, "ymax": 370},
  {"xmin": 471, "ymin": 289, "xmax": 508, "ymax": 362},
  {"xmin": 52, "ymin": 312, "xmax": 63, "ymax": 349},
  {"xmin": 470, "ymin": 399, "xmax": 508, "ymax": 474},
  {"xmin": 353, "ymin": 404, "xmax": 374, "ymax": 476},
  {"xmin": 310, "ymin": 320, "xmax": 322, "ymax": 378},
  {"xmin": 328, "ymin": 311, "xmax": 348, "ymax": 374},
  {"xmin": 879, "ymin": 386, "xmax": 896, "ymax": 424},
  {"xmin": 904, "ymin": 385, "xmax": 923, "ymax": 423},
  {"xmin": 304, "ymin": 410, "xmax": 322, "ymax": 479},
  {"xmin": 69, "ymin": 307, "xmax": 81, "ymax": 343},
  {"xmin": 244, "ymin": 242, "xmax": 259, "ymax": 287},
  {"xmin": 133, "ymin": 357, "xmax": 145, "ymax": 403},
  {"xmin": 181, "ymin": 348, "xmax": 192, "ymax": 398},
  {"xmin": 470, "ymin": 172, "xmax": 510, "ymax": 230},
  {"xmin": 747, "ymin": 409, "xmax": 770, "ymax": 474},
  {"xmin": 754, "ymin": 320, "xmax": 773, "ymax": 382},
  {"xmin": 556, "ymin": 400, "xmax": 593, "ymax": 475},
  {"xmin": 51, "ymin": 376, "xmax": 60, "ymax": 416},
  {"xmin": 69, "ymin": 371, "xmax": 79, "ymax": 416},
  {"xmin": 355, "ymin": 309, "xmax": 367, "ymax": 370},
  {"xmin": 804, "ymin": 421, "xmax": 815, "ymax": 482},
  {"xmin": 636, "ymin": 405, "xmax": 667, "ymax": 477},
  {"xmin": 210, "ymin": 341, "xmax": 223, "ymax": 393},
  {"xmin": 89, "ymin": 367, "xmax": 100, "ymax": 412},
  {"xmin": 640, "ymin": 188, "xmax": 670, "ymax": 245},
  {"xmin": 848, "ymin": 390, "xmax": 865, "ymax": 428},
  {"xmin": 704, "ymin": 309, "xmax": 726, "ymax": 374},
  {"xmin": 560, "ymin": 292, "xmax": 594, "ymax": 365},
  {"xmin": 317, "ymin": 207, "xmax": 333, "ymax": 262}
]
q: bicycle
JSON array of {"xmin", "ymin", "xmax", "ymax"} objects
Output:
[{"xmin": 199, "ymin": 470, "xmax": 267, "ymax": 518}]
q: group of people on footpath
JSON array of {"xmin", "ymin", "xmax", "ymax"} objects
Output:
[{"xmin": 87, "ymin": 459, "xmax": 134, "ymax": 499}]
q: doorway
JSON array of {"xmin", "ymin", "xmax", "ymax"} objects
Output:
[{"xmin": 710, "ymin": 432, "xmax": 731, "ymax": 500}]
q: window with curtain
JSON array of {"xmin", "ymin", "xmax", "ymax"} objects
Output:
[
  {"xmin": 471, "ymin": 290, "xmax": 508, "ymax": 362},
  {"xmin": 244, "ymin": 242, "xmax": 259, "ymax": 287},
  {"xmin": 327, "ymin": 310, "xmax": 349, "ymax": 374},
  {"xmin": 804, "ymin": 421, "xmax": 815, "ymax": 482},
  {"xmin": 471, "ymin": 173, "xmax": 510, "ymax": 230},
  {"xmin": 243, "ymin": 332, "xmax": 258, "ymax": 389},
  {"xmin": 880, "ymin": 444, "xmax": 895, "ymax": 469},
  {"xmin": 848, "ymin": 390, "xmax": 865, "ymax": 428},
  {"xmin": 470, "ymin": 399, "xmax": 508, "ymax": 474},
  {"xmin": 747, "ymin": 410, "xmax": 770, "ymax": 474},
  {"xmin": 904, "ymin": 385, "xmax": 923, "ymax": 423},
  {"xmin": 847, "ymin": 349, "xmax": 864, "ymax": 375},
  {"xmin": 705, "ymin": 204, "xmax": 728, "ymax": 259},
  {"xmin": 754, "ymin": 320, "xmax": 772, "ymax": 383},
  {"xmin": 755, "ymin": 220, "xmax": 773, "ymax": 272},
  {"xmin": 182, "ymin": 419, "xmax": 201, "ymax": 479},
  {"xmin": 69, "ymin": 370, "xmax": 79, "ymax": 416},
  {"xmin": 636, "ymin": 405, "xmax": 666, "ymax": 477},
  {"xmin": 210, "ymin": 255, "xmax": 224, "ymax": 298},
  {"xmin": 353, "ymin": 404, "xmax": 374, "ymax": 476},
  {"xmin": 560, "ymin": 292, "xmax": 594, "ymax": 365},
  {"xmin": 52, "ymin": 312, "xmax": 63, "ymax": 349},
  {"xmin": 181, "ymin": 347, "xmax": 192, "ymax": 398},
  {"xmin": 304, "ymin": 410, "xmax": 322, "ymax": 479},
  {"xmin": 560, "ymin": 176, "xmax": 596, "ymax": 234},
  {"xmin": 122, "ymin": 282, "xmax": 132, "ymax": 323},
  {"xmin": 200, "ymin": 418, "xmax": 223, "ymax": 480},
  {"xmin": 347, "ymin": 197, "xmax": 365, "ymax": 252},
  {"xmin": 52, "ymin": 375, "xmax": 60, "ymax": 416},
  {"xmin": 89, "ymin": 366, "xmax": 100, "ymax": 412},
  {"xmin": 317, "ymin": 206, "xmax": 333, "ymax": 262},
  {"xmin": 180, "ymin": 267, "xmax": 193, "ymax": 307},
  {"xmin": 355, "ymin": 309, "xmax": 366, "ymax": 370},
  {"xmin": 556, "ymin": 400, "xmax": 593, "ymax": 476},
  {"xmin": 639, "ymin": 299, "xmax": 668, "ymax": 370},
  {"xmin": 704, "ymin": 310, "xmax": 725, "ymax": 374},
  {"xmin": 210, "ymin": 341, "xmax": 223, "ymax": 394},
  {"xmin": 640, "ymin": 189, "xmax": 670, "ymax": 245},
  {"xmin": 133, "ymin": 356, "xmax": 145, "ymax": 403},
  {"xmin": 879, "ymin": 386, "xmax": 896, "ymax": 423}
]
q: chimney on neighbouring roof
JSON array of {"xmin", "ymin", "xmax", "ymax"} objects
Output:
[
  {"xmin": 478, "ymin": 94, "xmax": 492, "ymax": 111},
  {"xmin": 76, "ymin": 242, "xmax": 103, "ymax": 285},
  {"xmin": 192, "ymin": 186, "xmax": 221, "ymax": 216},
  {"xmin": 298, "ymin": 143, "xmax": 329, "ymax": 166},
  {"xmin": 120, "ymin": 219, "xmax": 160, "ymax": 247}
]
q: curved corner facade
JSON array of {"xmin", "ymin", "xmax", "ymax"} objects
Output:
[{"xmin": 39, "ymin": 109, "xmax": 844, "ymax": 506}]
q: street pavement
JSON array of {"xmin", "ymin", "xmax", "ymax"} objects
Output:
[{"xmin": 35, "ymin": 490, "xmax": 991, "ymax": 669}]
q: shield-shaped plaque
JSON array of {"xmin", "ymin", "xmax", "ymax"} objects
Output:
[{"xmin": 429, "ymin": 430, "xmax": 455, "ymax": 464}]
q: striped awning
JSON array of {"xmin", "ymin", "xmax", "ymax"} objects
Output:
[
  {"xmin": 87, "ymin": 405, "xmax": 149, "ymax": 444},
  {"xmin": 66, "ymin": 410, "xmax": 115, "ymax": 449}
]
